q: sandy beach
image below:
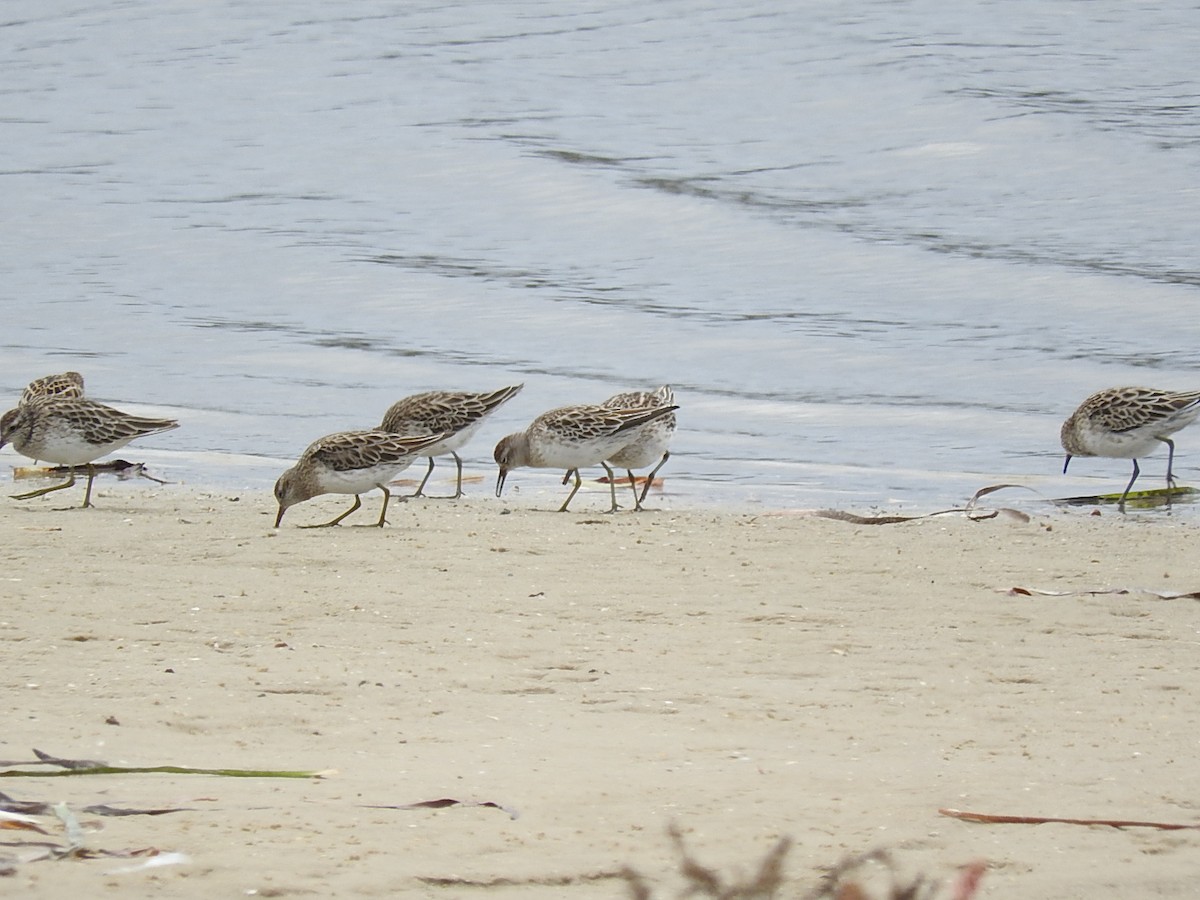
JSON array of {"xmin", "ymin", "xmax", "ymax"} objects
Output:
[{"xmin": 3, "ymin": 477, "xmax": 1200, "ymax": 898}]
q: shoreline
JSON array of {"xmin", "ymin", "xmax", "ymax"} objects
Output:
[
  {"xmin": 3, "ymin": 484, "xmax": 1200, "ymax": 896},
  {"xmin": 10, "ymin": 444, "xmax": 1192, "ymax": 523}
]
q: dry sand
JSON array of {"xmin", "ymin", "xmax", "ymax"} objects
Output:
[{"xmin": 3, "ymin": 476, "xmax": 1200, "ymax": 897}]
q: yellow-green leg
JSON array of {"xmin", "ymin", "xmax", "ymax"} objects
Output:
[
  {"xmin": 12, "ymin": 470, "xmax": 77, "ymax": 501},
  {"xmin": 558, "ymin": 470, "xmax": 583, "ymax": 512},
  {"xmin": 304, "ymin": 494, "xmax": 363, "ymax": 528}
]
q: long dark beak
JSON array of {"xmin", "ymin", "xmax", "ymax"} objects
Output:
[
  {"xmin": 274, "ymin": 505, "xmax": 286, "ymax": 528},
  {"xmin": 1062, "ymin": 454, "xmax": 1072, "ymax": 475},
  {"xmin": 495, "ymin": 468, "xmax": 507, "ymax": 498}
]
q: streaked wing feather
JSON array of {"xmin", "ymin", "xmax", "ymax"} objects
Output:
[
  {"xmin": 309, "ymin": 430, "xmax": 449, "ymax": 471},
  {"xmin": 43, "ymin": 398, "xmax": 178, "ymax": 445},
  {"xmin": 382, "ymin": 384, "xmax": 523, "ymax": 434},
  {"xmin": 1093, "ymin": 388, "xmax": 1200, "ymax": 433}
]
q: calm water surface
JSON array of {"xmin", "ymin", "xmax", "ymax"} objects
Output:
[{"xmin": 3, "ymin": 1, "xmax": 1199, "ymax": 513}]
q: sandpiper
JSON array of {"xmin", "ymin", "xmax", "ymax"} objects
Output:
[
  {"xmin": 380, "ymin": 384, "xmax": 523, "ymax": 498},
  {"xmin": 0, "ymin": 395, "xmax": 179, "ymax": 507},
  {"xmin": 1061, "ymin": 386, "xmax": 1200, "ymax": 509},
  {"xmin": 600, "ymin": 385, "xmax": 676, "ymax": 511},
  {"xmin": 494, "ymin": 402, "xmax": 679, "ymax": 512},
  {"xmin": 274, "ymin": 429, "xmax": 450, "ymax": 527}
]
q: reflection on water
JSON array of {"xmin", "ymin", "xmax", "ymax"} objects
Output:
[{"xmin": 3, "ymin": 1, "xmax": 1200, "ymax": 515}]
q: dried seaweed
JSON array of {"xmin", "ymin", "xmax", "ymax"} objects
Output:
[
  {"xmin": 940, "ymin": 807, "xmax": 1200, "ymax": 830},
  {"xmin": 756, "ymin": 483, "xmax": 1036, "ymax": 525},
  {"xmin": 13, "ymin": 459, "xmax": 167, "ymax": 485},
  {"xmin": 1003, "ymin": 586, "xmax": 1200, "ymax": 600},
  {"xmin": 417, "ymin": 870, "xmax": 625, "ymax": 887},
  {"xmin": 0, "ymin": 749, "xmax": 326, "ymax": 779},
  {"xmin": 363, "ymin": 797, "xmax": 520, "ymax": 819},
  {"xmin": 0, "ymin": 793, "xmax": 191, "ymax": 818}
]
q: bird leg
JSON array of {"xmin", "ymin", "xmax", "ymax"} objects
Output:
[
  {"xmin": 81, "ymin": 464, "xmax": 99, "ymax": 508},
  {"xmin": 625, "ymin": 469, "xmax": 643, "ymax": 511},
  {"xmin": 637, "ymin": 450, "xmax": 671, "ymax": 506},
  {"xmin": 373, "ymin": 485, "xmax": 392, "ymax": 527},
  {"xmin": 12, "ymin": 470, "xmax": 77, "ymax": 501},
  {"xmin": 1118, "ymin": 459, "xmax": 1141, "ymax": 512},
  {"xmin": 558, "ymin": 469, "xmax": 583, "ymax": 512},
  {"xmin": 1160, "ymin": 437, "xmax": 1178, "ymax": 500},
  {"xmin": 412, "ymin": 457, "xmax": 436, "ymax": 498},
  {"xmin": 602, "ymin": 462, "xmax": 619, "ymax": 513},
  {"xmin": 411, "ymin": 455, "xmax": 468, "ymax": 500},
  {"xmin": 450, "ymin": 452, "xmax": 465, "ymax": 499},
  {"xmin": 304, "ymin": 494, "xmax": 363, "ymax": 528}
]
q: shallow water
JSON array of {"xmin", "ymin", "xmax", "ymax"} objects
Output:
[{"xmin": 3, "ymin": 1, "xmax": 1199, "ymax": 513}]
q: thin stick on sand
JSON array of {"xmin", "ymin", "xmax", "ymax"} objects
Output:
[{"xmin": 939, "ymin": 808, "xmax": 1200, "ymax": 830}]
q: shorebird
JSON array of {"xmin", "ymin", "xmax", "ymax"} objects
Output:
[
  {"xmin": 274, "ymin": 429, "xmax": 450, "ymax": 527},
  {"xmin": 0, "ymin": 396, "xmax": 179, "ymax": 507},
  {"xmin": 494, "ymin": 402, "xmax": 679, "ymax": 512},
  {"xmin": 1061, "ymin": 386, "xmax": 1200, "ymax": 509},
  {"xmin": 8, "ymin": 370, "xmax": 88, "ymax": 464},
  {"xmin": 380, "ymin": 384, "xmax": 523, "ymax": 498},
  {"xmin": 600, "ymin": 385, "xmax": 676, "ymax": 511}
]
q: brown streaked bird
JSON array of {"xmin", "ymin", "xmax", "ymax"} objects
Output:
[
  {"xmin": 380, "ymin": 384, "xmax": 523, "ymax": 498},
  {"xmin": 0, "ymin": 396, "xmax": 179, "ymax": 507},
  {"xmin": 494, "ymin": 402, "xmax": 679, "ymax": 512},
  {"xmin": 1061, "ymin": 386, "xmax": 1200, "ymax": 509},
  {"xmin": 10, "ymin": 370, "xmax": 88, "ymax": 464},
  {"xmin": 600, "ymin": 385, "xmax": 676, "ymax": 511},
  {"xmin": 273, "ymin": 429, "xmax": 451, "ymax": 528}
]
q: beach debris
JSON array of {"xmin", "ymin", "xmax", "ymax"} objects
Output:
[
  {"xmin": 418, "ymin": 870, "xmax": 625, "ymax": 888},
  {"xmin": 105, "ymin": 851, "xmax": 191, "ymax": 875},
  {"xmin": 940, "ymin": 807, "xmax": 1200, "ymax": 831},
  {"xmin": 0, "ymin": 748, "xmax": 328, "ymax": 779},
  {"xmin": 963, "ymin": 483, "xmax": 1036, "ymax": 520},
  {"xmin": 1002, "ymin": 586, "xmax": 1200, "ymax": 600},
  {"xmin": 363, "ymin": 797, "xmax": 520, "ymax": 820},
  {"xmin": 389, "ymin": 473, "xmax": 486, "ymax": 488},
  {"xmin": 13, "ymin": 459, "xmax": 168, "ymax": 485},
  {"xmin": 594, "ymin": 473, "xmax": 665, "ymax": 491},
  {"xmin": 0, "ymin": 792, "xmax": 191, "ymax": 819},
  {"xmin": 55, "ymin": 802, "xmax": 85, "ymax": 854},
  {"xmin": 769, "ymin": 480, "xmax": 1199, "ymax": 523},
  {"xmin": 9, "ymin": 802, "xmax": 175, "ymax": 864},
  {"xmin": 0, "ymin": 809, "xmax": 48, "ymax": 834},
  {"xmin": 1057, "ymin": 485, "xmax": 1198, "ymax": 508},
  {"xmin": 782, "ymin": 509, "xmax": 925, "ymax": 525},
  {"xmin": 30, "ymin": 844, "xmax": 173, "ymax": 864},
  {"xmin": 755, "ymin": 484, "xmax": 1036, "ymax": 525},
  {"xmin": 81, "ymin": 803, "xmax": 196, "ymax": 817}
]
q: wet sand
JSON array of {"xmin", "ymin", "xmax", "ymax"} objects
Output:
[{"xmin": 3, "ymin": 478, "xmax": 1199, "ymax": 897}]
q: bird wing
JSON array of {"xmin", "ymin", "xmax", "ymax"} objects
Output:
[{"xmin": 308, "ymin": 430, "xmax": 450, "ymax": 471}]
